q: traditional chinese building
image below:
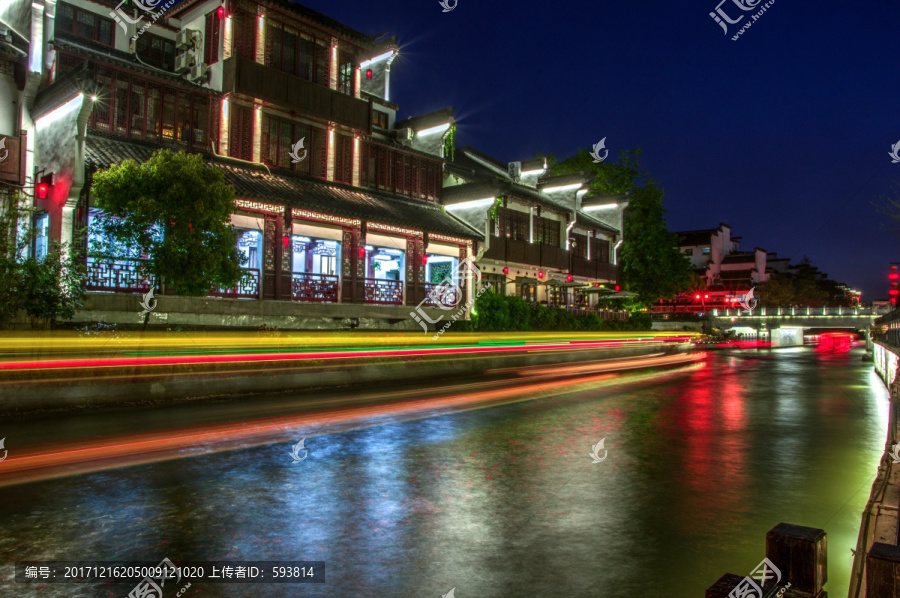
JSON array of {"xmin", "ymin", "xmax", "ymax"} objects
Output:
[
  {"xmin": 2, "ymin": 0, "xmax": 623, "ymax": 329},
  {"xmin": 443, "ymin": 146, "xmax": 626, "ymax": 313},
  {"xmin": 1, "ymin": 0, "xmax": 491, "ymax": 328}
]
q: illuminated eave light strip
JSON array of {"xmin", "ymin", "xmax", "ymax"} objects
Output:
[
  {"xmin": 35, "ymin": 94, "xmax": 84, "ymax": 127},
  {"xmin": 521, "ymin": 169, "xmax": 545, "ymax": 176},
  {"xmin": 445, "ymin": 197, "xmax": 495, "ymax": 211},
  {"xmin": 541, "ymin": 183, "xmax": 583, "ymax": 193},
  {"xmin": 584, "ymin": 203, "xmax": 618, "ymax": 211},
  {"xmin": 360, "ymin": 50, "xmax": 395, "ymax": 69},
  {"xmin": 416, "ymin": 123, "xmax": 451, "ymax": 137}
]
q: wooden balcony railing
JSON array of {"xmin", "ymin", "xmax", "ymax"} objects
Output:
[
  {"xmin": 210, "ymin": 268, "xmax": 260, "ymax": 299},
  {"xmin": 571, "ymin": 256, "xmax": 617, "ymax": 281},
  {"xmin": 483, "ymin": 236, "xmax": 569, "ymax": 270},
  {"xmin": 292, "ymin": 273, "xmax": 339, "ymax": 303},
  {"xmin": 222, "ymin": 56, "xmax": 371, "ymax": 133},
  {"xmin": 85, "ymin": 257, "xmax": 152, "ymax": 293},
  {"xmin": 364, "ymin": 278, "xmax": 403, "ymax": 305}
]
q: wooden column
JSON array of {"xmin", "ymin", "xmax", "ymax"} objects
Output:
[
  {"xmin": 354, "ymin": 222, "xmax": 367, "ymax": 303},
  {"xmin": 340, "ymin": 227, "xmax": 353, "ymax": 303},
  {"xmin": 277, "ymin": 208, "xmax": 292, "ymax": 301},
  {"xmin": 262, "ymin": 215, "xmax": 276, "ymax": 300}
]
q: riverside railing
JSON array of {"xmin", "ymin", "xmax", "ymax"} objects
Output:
[{"xmin": 712, "ymin": 306, "xmax": 876, "ymax": 317}]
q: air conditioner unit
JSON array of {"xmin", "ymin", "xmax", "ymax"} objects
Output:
[
  {"xmin": 176, "ymin": 29, "xmax": 201, "ymax": 50},
  {"xmin": 187, "ymin": 63, "xmax": 209, "ymax": 82},
  {"xmin": 174, "ymin": 52, "xmax": 195, "ymax": 73},
  {"xmin": 508, "ymin": 161, "xmax": 522, "ymax": 181}
]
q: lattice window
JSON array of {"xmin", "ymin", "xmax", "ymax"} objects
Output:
[
  {"xmin": 57, "ymin": 2, "xmax": 114, "ymax": 47},
  {"xmin": 595, "ymin": 238, "xmax": 610, "ymax": 263},
  {"xmin": 572, "ymin": 233, "xmax": 588, "ymax": 259},
  {"xmin": 229, "ymin": 104, "xmax": 253, "ymax": 161},
  {"xmin": 338, "ymin": 49, "xmax": 354, "ymax": 95},
  {"xmin": 334, "ymin": 134, "xmax": 353, "ymax": 184},
  {"xmin": 84, "ymin": 62, "xmax": 212, "ymax": 147},
  {"xmin": 231, "ymin": 12, "xmax": 257, "ymax": 61},
  {"xmin": 534, "ymin": 215, "xmax": 560, "ymax": 247},
  {"xmin": 205, "ymin": 11, "xmax": 220, "ymax": 65},
  {"xmin": 497, "ymin": 208, "xmax": 530, "ymax": 242}
]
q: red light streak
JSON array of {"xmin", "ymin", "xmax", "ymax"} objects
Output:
[{"xmin": 0, "ymin": 337, "xmax": 695, "ymax": 372}]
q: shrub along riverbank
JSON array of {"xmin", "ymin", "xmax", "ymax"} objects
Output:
[{"xmin": 470, "ymin": 292, "xmax": 651, "ymax": 332}]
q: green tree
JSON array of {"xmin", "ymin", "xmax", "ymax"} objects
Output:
[
  {"xmin": 90, "ymin": 149, "xmax": 245, "ymax": 296},
  {"xmin": 547, "ymin": 148, "xmax": 642, "ymax": 196},
  {"xmin": 549, "ymin": 149, "xmax": 692, "ymax": 304},
  {"xmin": 0, "ymin": 192, "xmax": 86, "ymax": 329},
  {"xmin": 618, "ymin": 180, "xmax": 693, "ymax": 303}
]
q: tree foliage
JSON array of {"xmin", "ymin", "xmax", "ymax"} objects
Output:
[
  {"xmin": 757, "ymin": 258, "xmax": 851, "ymax": 307},
  {"xmin": 90, "ymin": 150, "xmax": 245, "ymax": 296},
  {"xmin": 472, "ymin": 291, "xmax": 651, "ymax": 332},
  {"xmin": 549, "ymin": 148, "xmax": 693, "ymax": 304},
  {"xmin": 618, "ymin": 180, "xmax": 694, "ymax": 303},
  {"xmin": 0, "ymin": 192, "xmax": 86, "ymax": 328}
]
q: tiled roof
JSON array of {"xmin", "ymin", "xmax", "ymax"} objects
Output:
[
  {"xmin": 441, "ymin": 179, "xmax": 619, "ymax": 236},
  {"xmin": 84, "ymin": 133, "xmax": 482, "ymax": 240},
  {"xmin": 458, "ymin": 146, "xmax": 509, "ymax": 175},
  {"xmin": 395, "ymin": 107, "xmax": 454, "ymax": 132},
  {"xmin": 32, "ymin": 61, "xmax": 97, "ymax": 120},
  {"xmin": 52, "ymin": 34, "xmax": 208, "ymax": 90}
]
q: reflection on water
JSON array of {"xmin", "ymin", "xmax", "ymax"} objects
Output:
[{"xmin": 0, "ymin": 348, "xmax": 888, "ymax": 597}]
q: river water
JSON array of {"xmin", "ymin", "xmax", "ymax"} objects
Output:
[{"xmin": 0, "ymin": 346, "xmax": 889, "ymax": 597}]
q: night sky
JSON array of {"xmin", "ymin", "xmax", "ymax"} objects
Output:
[{"xmin": 299, "ymin": 0, "xmax": 899, "ymax": 300}]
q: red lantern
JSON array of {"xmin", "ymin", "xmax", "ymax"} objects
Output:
[
  {"xmin": 704, "ymin": 294, "xmax": 709, "ymax": 299},
  {"xmin": 366, "ymin": 69, "xmax": 373, "ymax": 79},
  {"xmin": 358, "ymin": 246, "xmax": 366, "ymax": 258},
  {"xmin": 614, "ymin": 284, "xmax": 621, "ymax": 292},
  {"xmin": 36, "ymin": 182, "xmax": 49, "ymax": 199},
  {"xmin": 216, "ymin": 6, "xmax": 224, "ymax": 18},
  {"xmin": 283, "ymin": 236, "xmax": 290, "ymax": 248},
  {"xmin": 421, "ymin": 255, "xmax": 428, "ymax": 265},
  {"xmin": 566, "ymin": 274, "xmax": 573, "ymax": 283},
  {"xmin": 890, "ymin": 289, "xmax": 899, "ymax": 297},
  {"xmin": 695, "ymin": 294, "xmax": 700, "ymax": 300},
  {"xmin": 537, "ymin": 271, "xmax": 544, "ymax": 279},
  {"xmin": 890, "ymin": 272, "xmax": 899, "ymax": 282},
  {"xmin": 502, "ymin": 266, "xmax": 509, "ymax": 275}
]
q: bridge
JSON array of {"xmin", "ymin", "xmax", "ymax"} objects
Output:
[{"xmin": 654, "ymin": 306, "xmax": 882, "ymax": 347}]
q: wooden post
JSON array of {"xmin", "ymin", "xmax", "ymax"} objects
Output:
[
  {"xmin": 765, "ymin": 523, "xmax": 826, "ymax": 598},
  {"xmin": 866, "ymin": 542, "xmax": 900, "ymax": 598}
]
